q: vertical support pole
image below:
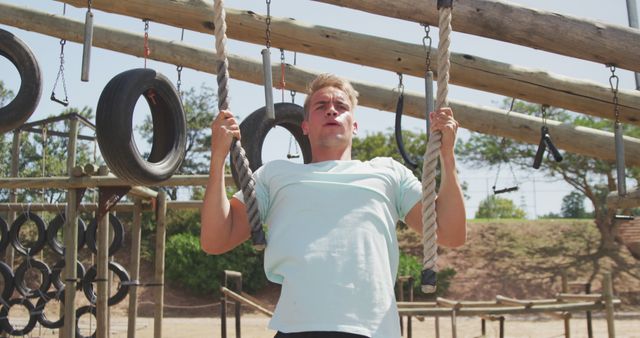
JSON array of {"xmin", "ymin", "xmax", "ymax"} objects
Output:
[
  {"xmin": 127, "ymin": 198, "xmax": 143, "ymax": 338},
  {"xmin": 153, "ymin": 190, "xmax": 167, "ymax": 338},
  {"xmin": 7, "ymin": 130, "xmax": 20, "ymax": 268},
  {"xmin": 561, "ymin": 272, "xmax": 571, "ymax": 338},
  {"xmin": 81, "ymin": 8, "xmax": 94, "ymax": 81},
  {"xmin": 63, "ymin": 118, "xmax": 79, "ymax": 338},
  {"xmin": 499, "ymin": 316, "xmax": 505, "ymax": 338},
  {"xmin": 407, "ymin": 276, "xmax": 413, "ymax": 338},
  {"xmin": 585, "ymin": 283, "xmax": 593, "ymax": 338},
  {"xmin": 96, "ymin": 208, "xmax": 110, "ymax": 338},
  {"xmin": 221, "ymin": 290, "xmax": 227, "ymax": 338},
  {"xmin": 450, "ymin": 309, "xmax": 457, "ymax": 338},
  {"xmin": 603, "ymin": 273, "xmax": 616, "ymax": 338},
  {"xmin": 398, "ymin": 280, "xmax": 404, "ymax": 336},
  {"xmin": 481, "ymin": 318, "xmax": 486, "ymax": 336},
  {"xmin": 262, "ymin": 48, "xmax": 275, "ymax": 120},
  {"xmin": 234, "ymin": 274, "xmax": 242, "ymax": 338},
  {"xmin": 627, "ymin": 0, "xmax": 640, "ymax": 89},
  {"xmin": 435, "ymin": 315, "xmax": 440, "ymax": 338}
]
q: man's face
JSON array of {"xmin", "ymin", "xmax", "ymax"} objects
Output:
[{"xmin": 302, "ymin": 86, "xmax": 358, "ymax": 149}]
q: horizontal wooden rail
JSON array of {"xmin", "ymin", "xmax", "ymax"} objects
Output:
[
  {"xmin": 1, "ymin": 4, "xmax": 639, "ymax": 166},
  {"xmin": 220, "ymin": 287, "xmax": 273, "ymax": 317}
]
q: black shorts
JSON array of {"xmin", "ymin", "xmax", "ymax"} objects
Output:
[{"xmin": 275, "ymin": 331, "xmax": 369, "ymax": 338}]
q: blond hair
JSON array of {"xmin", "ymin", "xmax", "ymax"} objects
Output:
[{"xmin": 303, "ymin": 74, "xmax": 359, "ymax": 119}]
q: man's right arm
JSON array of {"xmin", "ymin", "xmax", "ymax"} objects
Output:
[{"xmin": 200, "ymin": 110, "xmax": 251, "ymax": 254}]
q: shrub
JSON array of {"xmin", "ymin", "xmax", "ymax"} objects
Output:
[
  {"xmin": 164, "ymin": 233, "xmax": 267, "ymax": 295},
  {"xmin": 397, "ymin": 251, "xmax": 456, "ymax": 297}
]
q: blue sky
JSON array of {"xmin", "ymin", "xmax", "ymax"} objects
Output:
[{"xmin": 0, "ymin": 0, "xmax": 637, "ymax": 217}]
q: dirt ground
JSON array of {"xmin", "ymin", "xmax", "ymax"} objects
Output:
[{"xmin": 17, "ymin": 312, "xmax": 640, "ymax": 338}]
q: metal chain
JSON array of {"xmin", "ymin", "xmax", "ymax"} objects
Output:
[
  {"xmin": 52, "ymin": 39, "xmax": 69, "ymax": 105},
  {"xmin": 609, "ymin": 65, "xmax": 621, "ymax": 123},
  {"xmin": 397, "ymin": 72, "xmax": 405, "ymax": 95},
  {"xmin": 421, "ymin": 24, "xmax": 433, "ymax": 71},
  {"xmin": 279, "ymin": 48, "xmax": 286, "ymax": 102},
  {"xmin": 290, "ymin": 51, "xmax": 297, "ymax": 103},
  {"xmin": 176, "ymin": 29, "xmax": 185, "ymax": 95},
  {"xmin": 143, "ymin": 20, "xmax": 150, "ymax": 68},
  {"xmin": 541, "ymin": 104, "xmax": 548, "ymax": 126},
  {"xmin": 87, "ymin": 0, "xmax": 92, "ymax": 12},
  {"xmin": 265, "ymin": 0, "xmax": 272, "ymax": 48}
]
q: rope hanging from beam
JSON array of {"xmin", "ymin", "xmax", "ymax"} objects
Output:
[
  {"xmin": 213, "ymin": 0, "xmax": 266, "ymax": 250},
  {"xmin": 421, "ymin": 0, "xmax": 453, "ymax": 293}
]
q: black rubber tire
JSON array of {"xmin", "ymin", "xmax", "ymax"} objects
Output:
[
  {"xmin": 0, "ymin": 261, "xmax": 14, "ymax": 302},
  {"xmin": 9, "ymin": 212, "xmax": 47, "ymax": 256},
  {"xmin": 0, "ymin": 297, "xmax": 37, "ymax": 336},
  {"xmin": 85, "ymin": 213, "xmax": 124, "ymax": 256},
  {"xmin": 46, "ymin": 213, "xmax": 86, "ymax": 256},
  {"xmin": 13, "ymin": 258, "xmax": 51, "ymax": 299},
  {"xmin": 75, "ymin": 305, "xmax": 97, "ymax": 338},
  {"xmin": 0, "ymin": 28, "xmax": 42, "ymax": 134},
  {"xmin": 82, "ymin": 261, "xmax": 130, "ymax": 306},
  {"xmin": 230, "ymin": 103, "xmax": 312, "ymax": 189},
  {"xmin": 50, "ymin": 259, "xmax": 85, "ymax": 291},
  {"xmin": 0, "ymin": 216, "xmax": 9, "ymax": 254},
  {"xmin": 96, "ymin": 68, "xmax": 187, "ymax": 185},
  {"xmin": 35, "ymin": 290, "xmax": 65, "ymax": 329}
]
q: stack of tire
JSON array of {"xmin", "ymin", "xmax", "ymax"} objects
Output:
[{"xmin": 0, "ymin": 212, "xmax": 130, "ymax": 337}]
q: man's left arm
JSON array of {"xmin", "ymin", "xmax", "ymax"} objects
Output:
[{"xmin": 406, "ymin": 107, "xmax": 466, "ymax": 248}]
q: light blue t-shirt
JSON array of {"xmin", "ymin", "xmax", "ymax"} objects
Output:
[{"xmin": 233, "ymin": 157, "xmax": 422, "ymax": 337}]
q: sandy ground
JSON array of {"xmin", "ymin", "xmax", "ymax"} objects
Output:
[{"xmin": 16, "ymin": 313, "xmax": 640, "ymax": 338}]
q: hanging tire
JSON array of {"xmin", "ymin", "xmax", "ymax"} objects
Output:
[
  {"xmin": 13, "ymin": 258, "xmax": 51, "ymax": 299},
  {"xmin": 85, "ymin": 213, "xmax": 124, "ymax": 256},
  {"xmin": 47, "ymin": 213, "xmax": 86, "ymax": 256},
  {"xmin": 75, "ymin": 305, "xmax": 97, "ymax": 338},
  {"xmin": 0, "ymin": 297, "xmax": 37, "ymax": 336},
  {"xmin": 50, "ymin": 259, "xmax": 85, "ymax": 291},
  {"xmin": 96, "ymin": 68, "xmax": 187, "ymax": 185},
  {"xmin": 35, "ymin": 290, "xmax": 65, "ymax": 329},
  {"xmin": 230, "ymin": 102, "xmax": 312, "ymax": 189},
  {"xmin": 0, "ymin": 261, "xmax": 14, "ymax": 302},
  {"xmin": 0, "ymin": 216, "xmax": 9, "ymax": 253},
  {"xmin": 0, "ymin": 29, "xmax": 42, "ymax": 134},
  {"xmin": 9, "ymin": 212, "xmax": 47, "ymax": 256},
  {"xmin": 82, "ymin": 261, "xmax": 130, "ymax": 306}
]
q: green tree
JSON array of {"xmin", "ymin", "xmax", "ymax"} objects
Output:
[
  {"xmin": 561, "ymin": 191, "xmax": 591, "ymax": 218},
  {"xmin": 475, "ymin": 195, "xmax": 526, "ymax": 219},
  {"xmin": 458, "ymin": 98, "xmax": 640, "ymax": 256}
]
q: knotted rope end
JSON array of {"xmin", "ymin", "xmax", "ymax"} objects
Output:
[{"xmin": 421, "ymin": 268, "xmax": 437, "ymax": 294}]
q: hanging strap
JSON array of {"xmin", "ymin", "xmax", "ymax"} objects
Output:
[
  {"xmin": 421, "ymin": 0, "xmax": 453, "ymax": 294},
  {"xmin": 213, "ymin": 0, "xmax": 266, "ymax": 250}
]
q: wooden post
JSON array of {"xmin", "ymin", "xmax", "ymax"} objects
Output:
[
  {"xmin": 63, "ymin": 117, "xmax": 79, "ymax": 338},
  {"xmin": 153, "ymin": 190, "xmax": 168, "ymax": 338},
  {"xmin": 96, "ymin": 207, "xmax": 110, "ymax": 338},
  {"xmin": 7, "ymin": 130, "xmax": 20, "ymax": 269},
  {"xmin": 561, "ymin": 272, "xmax": 571, "ymax": 338},
  {"xmin": 127, "ymin": 198, "xmax": 143, "ymax": 338},
  {"xmin": 603, "ymin": 273, "xmax": 616, "ymax": 338}
]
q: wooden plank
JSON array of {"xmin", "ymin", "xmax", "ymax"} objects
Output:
[
  {"xmin": 2, "ymin": 3, "xmax": 640, "ymax": 166},
  {"xmin": 312, "ymin": 0, "xmax": 640, "ymax": 73},
  {"xmin": 42, "ymin": 0, "xmax": 640, "ymax": 126},
  {"xmin": 607, "ymin": 187, "xmax": 640, "ymax": 208}
]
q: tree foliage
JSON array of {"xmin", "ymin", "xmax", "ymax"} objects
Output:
[
  {"xmin": 561, "ymin": 191, "xmax": 591, "ymax": 219},
  {"xmin": 458, "ymin": 98, "xmax": 639, "ymax": 254},
  {"xmin": 475, "ymin": 195, "xmax": 526, "ymax": 219}
]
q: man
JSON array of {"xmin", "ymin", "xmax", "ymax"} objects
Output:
[{"xmin": 201, "ymin": 73, "xmax": 466, "ymax": 338}]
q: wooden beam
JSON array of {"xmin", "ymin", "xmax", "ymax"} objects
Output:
[
  {"xmin": 0, "ymin": 174, "xmax": 232, "ymax": 190},
  {"xmin": 607, "ymin": 187, "xmax": 640, "ymax": 208},
  {"xmin": 312, "ymin": 0, "xmax": 640, "ymax": 73},
  {"xmin": 45, "ymin": 0, "xmax": 640, "ymax": 126},
  {"xmin": 2, "ymin": 4, "xmax": 640, "ymax": 167}
]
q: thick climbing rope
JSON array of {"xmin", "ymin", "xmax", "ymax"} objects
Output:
[
  {"xmin": 213, "ymin": 0, "xmax": 266, "ymax": 250},
  {"xmin": 421, "ymin": 0, "xmax": 452, "ymax": 293}
]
